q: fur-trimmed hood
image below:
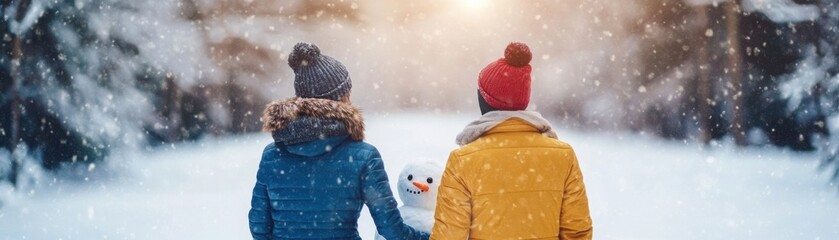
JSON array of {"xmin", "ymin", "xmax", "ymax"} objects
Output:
[{"xmin": 262, "ymin": 97, "xmax": 365, "ymax": 142}]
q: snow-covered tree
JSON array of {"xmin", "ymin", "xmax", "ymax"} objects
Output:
[
  {"xmin": 622, "ymin": 0, "xmax": 831, "ymax": 151},
  {"xmin": 809, "ymin": 0, "xmax": 839, "ymax": 181},
  {"xmin": 737, "ymin": 0, "xmax": 839, "ymax": 181},
  {"xmin": 0, "ymin": 0, "xmax": 278, "ymax": 187}
]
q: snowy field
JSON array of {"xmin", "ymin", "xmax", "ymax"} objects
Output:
[{"xmin": 1, "ymin": 113, "xmax": 838, "ymax": 240}]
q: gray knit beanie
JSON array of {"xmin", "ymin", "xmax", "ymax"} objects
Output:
[{"xmin": 287, "ymin": 42, "xmax": 352, "ymax": 101}]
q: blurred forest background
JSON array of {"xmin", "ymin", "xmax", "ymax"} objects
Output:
[{"xmin": 1, "ymin": 0, "xmax": 838, "ymax": 192}]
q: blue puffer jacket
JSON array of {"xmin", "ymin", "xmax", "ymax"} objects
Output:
[{"xmin": 249, "ymin": 97, "xmax": 429, "ymax": 240}]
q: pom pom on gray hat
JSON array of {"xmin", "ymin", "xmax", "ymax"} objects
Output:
[{"xmin": 288, "ymin": 42, "xmax": 321, "ymax": 71}]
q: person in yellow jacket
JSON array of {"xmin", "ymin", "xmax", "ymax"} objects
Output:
[{"xmin": 430, "ymin": 42, "xmax": 593, "ymax": 240}]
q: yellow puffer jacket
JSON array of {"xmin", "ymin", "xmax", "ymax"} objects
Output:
[{"xmin": 431, "ymin": 114, "xmax": 592, "ymax": 240}]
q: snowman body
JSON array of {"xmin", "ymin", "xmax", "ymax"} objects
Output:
[
  {"xmin": 374, "ymin": 162, "xmax": 443, "ymax": 239},
  {"xmin": 399, "ymin": 205, "xmax": 435, "ymax": 233}
]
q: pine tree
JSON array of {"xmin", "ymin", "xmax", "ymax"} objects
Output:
[
  {"xmin": 0, "ymin": 0, "xmax": 272, "ymax": 185},
  {"xmin": 814, "ymin": 0, "xmax": 839, "ymax": 182}
]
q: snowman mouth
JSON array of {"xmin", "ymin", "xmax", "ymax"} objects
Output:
[{"xmin": 406, "ymin": 188, "xmax": 424, "ymax": 194}]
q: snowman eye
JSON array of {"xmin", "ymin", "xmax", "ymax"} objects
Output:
[
  {"xmin": 427, "ymin": 177, "xmax": 433, "ymax": 184},
  {"xmin": 407, "ymin": 174, "xmax": 413, "ymax": 181}
]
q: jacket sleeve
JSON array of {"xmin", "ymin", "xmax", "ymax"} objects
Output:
[
  {"xmin": 430, "ymin": 152, "xmax": 471, "ymax": 240},
  {"xmin": 249, "ymin": 152, "xmax": 274, "ymax": 240},
  {"xmin": 559, "ymin": 150, "xmax": 593, "ymax": 240},
  {"xmin": 362, "ymin": 150, "xmax": 430, "ymax": 240}
]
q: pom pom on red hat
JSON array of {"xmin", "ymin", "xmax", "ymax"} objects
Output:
[{"xmin": 504, "ymin": 42, "xmax": 532, "ymax": 67}]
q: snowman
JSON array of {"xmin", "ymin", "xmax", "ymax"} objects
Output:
[{"xmin": 374, "ymin": 162, "xmax": 443, "ymax": 239}]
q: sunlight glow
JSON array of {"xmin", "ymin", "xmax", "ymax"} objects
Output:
[{"xmin": 460, "ymin": 0, "xmax": 487, "ymax": 10}]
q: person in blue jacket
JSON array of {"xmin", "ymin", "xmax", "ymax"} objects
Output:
[{"xmin": 249, "ymin": 42, "xmax": 429, "ymax": 240}]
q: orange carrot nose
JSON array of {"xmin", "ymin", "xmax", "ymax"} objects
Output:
[{"xmin": 412, "ymin": 182, "xmax": 430, "ymax": 192}]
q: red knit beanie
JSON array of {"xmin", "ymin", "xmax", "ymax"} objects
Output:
[{"xmin": 478, "ymin": 42, "xmax": 532, "ymax": 111}]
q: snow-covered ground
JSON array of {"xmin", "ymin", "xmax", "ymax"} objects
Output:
[{"xmin": 1, "ymin": 113, "xmax": 837, "ymax": 240}]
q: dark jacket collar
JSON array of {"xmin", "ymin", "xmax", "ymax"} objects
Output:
[
  {"xmin": 281, "ymin": 135, "xmax": 348, "ymax": 157},
  {"xmin": 270, "ymin": 117, "xmax": 347, "ymax": 144}
]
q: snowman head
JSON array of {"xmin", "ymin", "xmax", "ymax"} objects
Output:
[{"xmin": 397, "ymin": 162, "xmax": 443, "ymax": 210}]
